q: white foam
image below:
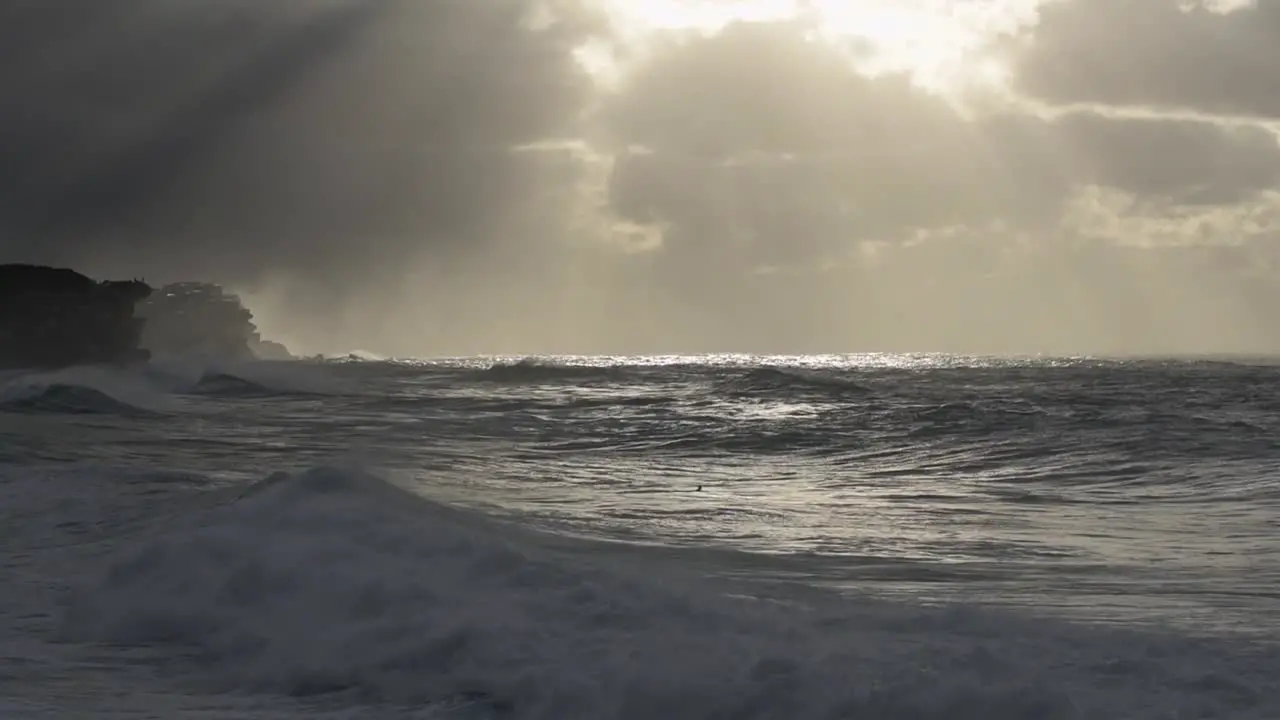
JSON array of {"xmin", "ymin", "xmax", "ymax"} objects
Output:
[
  {"xmin": 328, "ymin": 349, "xmax": 387, "ymax": 362},
  {"xmin": 0, "ymin": 357, "xmax": 349, "ymax": 419},
  {"xmin": 60, "ymin": 465, "xmax": 1280, "ymax": 719}
]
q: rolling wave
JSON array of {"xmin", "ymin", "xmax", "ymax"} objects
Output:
[
  {"xmin": 471, "ymin": 358, "xmax": 631, "ymax": 383},
  {"xmin": 60, "ymin": 464, "xmax": 1280, "ymax": 719},
  {"xmin": 0, "ymin": 383, "xmax": 157, "ymax": 416},
  {"xmin": 187, "ymin": 371, "xmax": 334, "ymax": 398},
  {"xmin": 4, "ymin": 354, "xmax": 1279, "ymax": 717},
  {"xmin": 711, "ymin": 366, "xmax": 873, "ymax": 397},
  {"xmin": 190, "ymin": 372, "xmax": 279, "ymax": 396}
]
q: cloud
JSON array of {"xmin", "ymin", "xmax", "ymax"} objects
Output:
[
  {"xmin": 1011, "ymin": 0, "xmax": 1280, "ymax": 118},
  {"xmin": 5, "ymin": 1, "xmax": 1280, "ymax": 354},
  {"xmin": 598, "ymin": 23, "xmax": 1280, "ymax": 262},
  {"xmin": 0, "ymin": 0, "xmax": 602, "ymax": 289},
  {"xmin": 599, "ymin": 26, "xmax": 1059, "ymax": 259},
  {"xmin": 1033, "ymin": 110, "xmax": 1280, "ymax": 205},
  {"xmin": 574, "ymin": 18, "xmax": 1280, "ymax": 353}
]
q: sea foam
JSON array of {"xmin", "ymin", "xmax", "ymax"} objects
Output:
[{"xmin": 60, "ymin": 464, "xmax": 1279, "ymax": 719}]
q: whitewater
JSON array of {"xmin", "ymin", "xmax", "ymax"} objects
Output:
[{"xmin": 1, "ymin": 354, "xmax": 1277, "ymax": 719}]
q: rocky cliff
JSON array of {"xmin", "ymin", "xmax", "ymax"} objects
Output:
[
  {"xmin": 0, "ymin": 264, "xmax": 152, "ymax": 369},
  {"xmin": 136, "ymin": 282, "xmax": 292, "ymax": 361}
]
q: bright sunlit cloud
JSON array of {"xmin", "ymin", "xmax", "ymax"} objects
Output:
[{"xmin": 589, "ymin": 0, "xmax": 1043, "ymax": 94}]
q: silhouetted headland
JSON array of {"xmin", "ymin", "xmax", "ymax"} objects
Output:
[
  {"xmin": 0, "ymin": 264, "xmax": 152, "ymax": 370},
  {"xmin": 137, "ymin": 282, "xmax": 292, "ymax": 361},
  {"xmin": 0, "ymin": 265, "xmax": 292, "ymax": 370}
]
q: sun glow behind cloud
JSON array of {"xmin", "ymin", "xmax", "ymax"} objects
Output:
[{"xmin": 588, "ymin": 0, "xmax": 1041, "ymax": 94}]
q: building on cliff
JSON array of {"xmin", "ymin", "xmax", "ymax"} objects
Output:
[
  {"xmin": 0, "ymin": 264, "xmax": 152, "ymax": 369},
  {"xmin": 136, "ymin": 282, "xmax": 291, "ymax": 361}
]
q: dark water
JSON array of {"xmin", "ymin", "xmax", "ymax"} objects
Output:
[{"xmin": 1, "ymin": 354, "xmax": 1278, "ymax": 718}]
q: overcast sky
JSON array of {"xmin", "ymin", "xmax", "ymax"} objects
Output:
[{"xmin": 3, "ymin": 0, "xmax": 1279, "ymax": 356}]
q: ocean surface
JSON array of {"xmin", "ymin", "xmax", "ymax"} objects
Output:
[{"xmin": 1, "ymin": 353, "xmax": 1278, "ymax": 719}]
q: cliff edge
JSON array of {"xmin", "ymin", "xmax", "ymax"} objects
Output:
[
  {"xmin": 0, "ymin": 264, "xmax": 152, "ymax": 370},
  {"xmin": 137, "ymin": 282, "xmax": 292, "ymax": 361}
]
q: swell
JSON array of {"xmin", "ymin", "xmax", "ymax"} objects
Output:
[
  {"xmin": 414, "ymin": 360, "xmax": 1280, "ymax": 500},
  {"xmin": 710, "ymin": 367, "xmax": 873, "ymax": 397},
  {"xmin": 0, "ymin": 382, "xmax": 158, "ymax": 416},
  {"xmin": 348, "ymin": 358, "xmax": 1280, "ymax": 511},
  {"xmin": 187, "ymin": 371, "xmax": 333, "ymax": 398},
  {"xmin": 470, "ymin": 358, "xmax": 633, "ymax": 384},
  {"xmin": 57, "ymin": 464, "xmax": 1280, "ymax": 719}
]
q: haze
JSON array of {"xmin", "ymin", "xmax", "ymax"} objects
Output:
[{"xmin": 2, "ymin": 0, "xmax": 1278, "ymax": 357}]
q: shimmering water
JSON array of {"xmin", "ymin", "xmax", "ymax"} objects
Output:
[{"xmin": 2, "ymin": 354, "xmax": 1278, "ymax": 718}]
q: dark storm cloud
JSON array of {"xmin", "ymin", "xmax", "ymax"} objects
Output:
[
  {"xmin": 0, "ymin": 0, "xmax": 603, "ymax": 287},
  {"xmin": 1026, "ymin": 110, "xmax": 1280, "ymax": 205},
  {"xmin": 1012, "ymin": 0, "xmax": 1280, "ymax": 117}
]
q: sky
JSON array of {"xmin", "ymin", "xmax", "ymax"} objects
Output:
[{"xmin": 2, "ymin": 0, "xmax": 1280, "ymax": 356}]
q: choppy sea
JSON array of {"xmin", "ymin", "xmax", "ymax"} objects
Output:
[{"xmin": 1, "ymin": 354, "xmax": 1277, "ymax": 718}]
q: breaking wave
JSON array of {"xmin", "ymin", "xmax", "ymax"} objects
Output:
[
  {"xmin": 0, "ymin": 383, "xmax": 156, "ymax": 416},
  {"xmin": 0, "ymin": 366, "xmax": 174, "ymax": 416},
  {"xmin": 60, "ymin": 464, "xmax": 1280, "ymax": 719},
  {"xmin": 471, "ymin": 358, "xmax": 630, "ymax": 384}
]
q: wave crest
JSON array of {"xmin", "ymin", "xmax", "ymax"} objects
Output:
[
  {"xmin": 474, "ymin": 358, "xmax": 627, "ymax": 383},
  {"xmin": 60, "ymin": 465, "xmax": 1275, "ymax": 719},
  {"xmin": 713, "ymin": 367, "xmax": 872, "ymax": 396},
  {"xmin": 0, "ymin": 383, "xmax": 155, "ymax": 416},
  {"xmin": 0, "ymin": 366, "xmax": 174, "ymax": 415},
  {"xmin": 189, "ymin": 372, "xmax": 277, "ymax": 396}
]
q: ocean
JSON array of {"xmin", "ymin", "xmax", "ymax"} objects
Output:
[{"xmin": 1, "ymin": 354, "xmax": 1277, "ymax": 719}]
